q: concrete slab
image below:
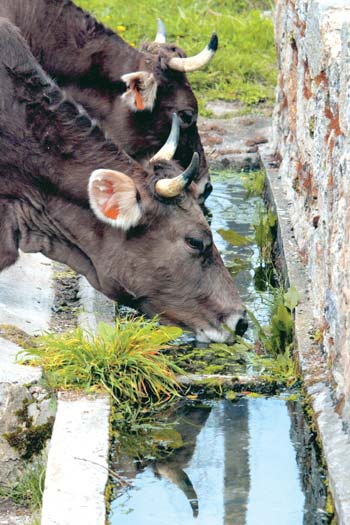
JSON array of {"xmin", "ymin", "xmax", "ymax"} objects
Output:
[
  {"xmin": 41, "ymin": 394, "xmax": 110, "ymax": 525},
  {"xmin": 41, "ymin": 278, "xmax": 114, "ymax": 525},
  {"xmin": 261, "ymin": 143, "xmax": 350, "ymax": 525},
  {"xmin": 0, "ymin": 252, "xmax": 54, "ymax": 335},
  {"xmin": 0, "ymin": 337, "xmax": 41, "ymax": 384}
]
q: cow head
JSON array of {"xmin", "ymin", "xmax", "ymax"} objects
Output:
[
  {"xmin": 115, "ymin": 23, "xmax": 217, "ymax": 204},
  {"xmin": 85, "ymin": 152, "xmax": 247, "ymax": 343},
  {"xmin": 2, "ymin": 50, "xmax": 246, "ymax": 342}
]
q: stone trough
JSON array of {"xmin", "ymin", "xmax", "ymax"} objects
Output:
[
  {"xmin": 0, "ymin": 254, "xmax": 113, "ymax": 525},
  {"xmin": 1, "ymin": 63, "xmax": 350, "ymax": 521}
]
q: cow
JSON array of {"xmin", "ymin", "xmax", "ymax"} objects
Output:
[
  {"xmin": 0, "ymin": 18, "xmax": 247, "ymax": 342},
  {"xmin": 0, "ymin": 0, "xmax": 215, "ymax": 202}
]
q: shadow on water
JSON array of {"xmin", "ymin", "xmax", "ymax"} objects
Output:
[{"xmin": 111, "ymin": 171, "xmax": 332, "ymax": 524}]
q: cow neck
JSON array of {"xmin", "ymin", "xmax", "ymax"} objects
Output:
[
  {"xmin": 9, "ymin": 0, "xmax": 143, "ymax": 82},
  {"xmin": 16, "ymin": 189, "xmax": 128, "ymax": 299},
  {"xmin": 17, "ymin": 74, "xmax": 148, "ymax": 201}
]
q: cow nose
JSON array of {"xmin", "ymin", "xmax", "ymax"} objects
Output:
[
  {"xmin": 203, "ymin": 182, "xmax": 213, "ymax": 200},
  {"xmin": 235, "ymin": 315, "xmax": 248, "ymax": 336}
]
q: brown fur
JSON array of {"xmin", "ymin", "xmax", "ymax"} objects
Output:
[
  {"xmin": 0, "ymin": 18, "xmax": 244, "ymax": 339},
  {"xmin": 0, "ymin": 0, "xmax": 209, "ymax": 198}
]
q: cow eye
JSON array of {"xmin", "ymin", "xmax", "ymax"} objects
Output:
[
  {"xmin": 178, "ymin": 109, "xmax": 195, "ymax": 127},
  {"xmin": 185, "ymin": 237, "xmax": 204, "ymax": 253}
]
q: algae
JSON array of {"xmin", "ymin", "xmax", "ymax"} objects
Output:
[
  {"xmin": 3, "ymin": 399, "xmax": 54, "ymax": 460},
  {"xmin": 0, "ymin": 324, "xmax": 35, "ymax": 349}
]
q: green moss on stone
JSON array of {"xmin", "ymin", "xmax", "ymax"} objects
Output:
[
  {"xmin": 3, "ymin": 399, "xmax": 54, "ymax": 460},
  {"xmin": 0, "ymin": 324, "xmax": 35, "ymax": 349},
  {"xmin": 4, "ymin": 419, "xmax": 54, "ymax": 460}
]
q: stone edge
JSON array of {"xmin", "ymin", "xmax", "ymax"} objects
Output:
[
  {"xmin": 41, "ymin": 279, "xmax": 115, "ymax": 525},
  {"xmin": 260, "ymin": 144, "xmax": 350, "ymax": 525}
]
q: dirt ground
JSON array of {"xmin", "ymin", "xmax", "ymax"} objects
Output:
[{"xmin": 0, "ymin": 498, "xmax": 32, "ymax": 525}]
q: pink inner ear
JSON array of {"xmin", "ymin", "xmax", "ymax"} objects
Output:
[
  {"xmin": 103, "ymin": 202, "xmax": 119, "ymax": 220},
  {"xmin": 104, "ymin": 180, "xmax": 114, "ymax": 195},
  {"xmin": 130, "ymin": 80, "xmax": 145, "ymax": 111},
  {"xmin": 102, "ymin": 192, "xmax": 120, "ymax": 220}
]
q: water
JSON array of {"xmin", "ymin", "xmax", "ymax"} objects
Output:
[
  {"xmin": 110, "ymin": 172, "xmax": 331, "ymax": 524},
  {"xmin": 110, "ymin": 398, "xmax": 329, "ymax": 525},
  {"xmin": 207, "ymin": 172, "xmax": 273, "ymax": 328}
]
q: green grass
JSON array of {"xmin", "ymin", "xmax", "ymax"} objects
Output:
[
  {"xmin": 75, "ymin": 0, "xmax": 277, "ymax": 108},
  {"xmin": 19, "ymin": 317, "xmax": 183, "ymax": 407},
  {"xmin": 0, "ymin": 456, "xmax": 46, "ymax": 512}
]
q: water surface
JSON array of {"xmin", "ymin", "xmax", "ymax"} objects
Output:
[
  {"xmin": 111, "ymin": 172, "xmax": 331, "ymax": 524},
  {"xmin": 110, "ymin": 398, "xmax": 329, "ymax": 525}
]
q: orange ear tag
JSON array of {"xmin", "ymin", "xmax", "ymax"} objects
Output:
[
  {"xmin": 134, "ymin": 88, "xmax": 145, "ymax": 111},
  {"xmin": 103, "ymin": 202, "xmax": 119, "ymax": 220}
]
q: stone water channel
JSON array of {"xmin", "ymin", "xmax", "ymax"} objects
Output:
[{"xmin": 108, "ymin": 172, "xmax": 333, "ymax": 525}]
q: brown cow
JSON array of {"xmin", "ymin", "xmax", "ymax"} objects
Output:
[
  {"xmin": 0, "ymin": 0, "xmax": 215, "ymax": 202},
  {"xmin": 0, "ymin": 18, "xmax": 247, "ymax": 342}
]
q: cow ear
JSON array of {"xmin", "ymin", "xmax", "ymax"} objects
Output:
[
  {"xmin": 121, "ymin": 71, "xmax": 158, "ymax": 112},
  {"xmin": 88, "ymin": 169, "xmax": 142, "ymax": 230}
]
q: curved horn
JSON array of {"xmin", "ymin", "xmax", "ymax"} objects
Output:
[
  {"xmin": 168, "ymin": 33, "xmax": 218, "ymax": 72},
  {"xmin": 150, "ymin": 113, "xmax": 179, "ymax": 162},
  {"xmin": 155, "ymin": 152, "xmax": 199, "ymax": 198},
  {"xmin": 155, "ymin": 18, "xmax": 167, "ymax": 43}
]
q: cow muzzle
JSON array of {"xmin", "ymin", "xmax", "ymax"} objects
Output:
[{"xmin": 195, "ymin": 310, "xmax": 248, "ymax": 343}]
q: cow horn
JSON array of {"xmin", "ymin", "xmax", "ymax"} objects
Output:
[
  {"xmin": 168, "ymin": 33, "xmax": 218, "ymax": 72},
  {"xmin": 155, "ymin": 18, "xmax": 167, "ymax": 43},
  {"xmin": 150, "ymin": 113, "xmax": 179, "ymax": 162},
  {"xmin": 155, "ymin": 152, "xmax": 199, "ymax": 198}
]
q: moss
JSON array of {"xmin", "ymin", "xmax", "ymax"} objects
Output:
[
  {"xmin": 325, "ymin": 489, "xmax": 335, "ymax": 515},
  {"xmin": 185, "ymin": 377, "xmax": 281, "ymax": 399},
  {"xmin": 0, "ymin": 324, "xmax": 35, "ymax": 349},
  {"xmin": 15, "ymin": 398, "xmax": 33, "ymax": 427},
  {"xmin": 4, "ymin": 419, "xmax": 54, "ymax": 460},
  {"xmin": 3, "ymin": 399, "xmax": 54, "ymax": 460},
  {"xmin": 52, "ymin": 269, "xmax": 76, "ymax": 281},
  {"xmin": 309, "ymin": 115, "xmax": 315, "ymax": 138}
]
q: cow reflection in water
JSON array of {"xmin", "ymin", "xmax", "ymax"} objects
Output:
[
  {"xmin": 153, "ymin": 405, "xmax": 212, "ymax": 518},
  {"xmin": 118, "ymin": 404, "xmax": 211, "ymax": 519}
]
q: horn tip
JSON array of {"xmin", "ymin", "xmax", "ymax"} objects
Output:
[
  {"xmin": 156, "ymin": 18, "xmax": 167, "ymax": 37},
  {"xmin": 208, "ymin": 32, "xmax": 218, "ymax": 52}
]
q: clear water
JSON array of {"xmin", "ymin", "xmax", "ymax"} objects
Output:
[
  {"xmin": 207, "ymin": 173, "xmax": 273, "ymax": 330},
  {"xmin": 110, "ymin": 172, "xmax": 331, "ymax": 524},
  {"xmin": 110, "ymin": 398, "xmax": 329, "ymax": 525}
]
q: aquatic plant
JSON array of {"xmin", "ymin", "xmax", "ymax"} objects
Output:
[
  {"xmin": 253, "ymin": 206, "xmax": 277, "ymax": 264},
  {"xmin": 248, "ymin": 285, "xmax": 299, "ymax": 356},
  {"xmin": 217, "ymin": 227, "xmax": 250, "ymax": 247},
  {"xmin": 243, "ymin": 169, "xmax": 266, "ymax": 197},
  {"xmin": 19, "ymin": 317, "xmax": 183, "ymax": 407}
]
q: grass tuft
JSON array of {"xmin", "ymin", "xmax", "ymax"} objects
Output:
[
  {"xmin": 19, "ymin": 317, "xmax": 183, "ymax": 406},
  {"xmin": 0, "ymin": 456, "xmax": 46, "ymax": 512}
]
